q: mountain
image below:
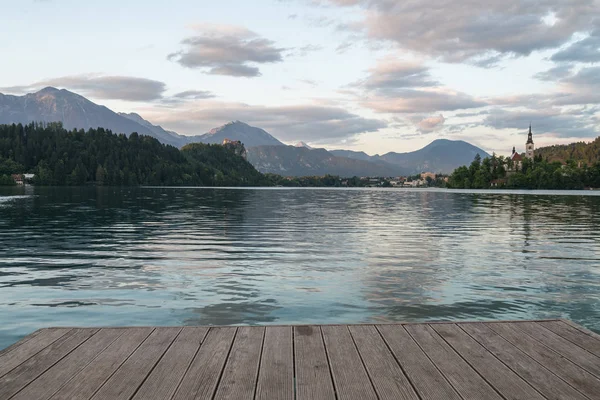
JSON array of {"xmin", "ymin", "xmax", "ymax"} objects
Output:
[
  {"xmin": 0, "ymin": 88, "xmax": 488, "ymax": 176},
  {"xmin": 377, "ymin": 139, "xmax": 490, "ymax": 174},
  {"xmin": 333, "ymin": 139, "xmax": 490, "ymax": 174},
  {"xmin": 248, "ymin": 145, "xmax": 409, "ymax": 177},
  {"xmin": 193, "ymin": 121, "xmax": 284, "ymax": 147},
  {"xmin": 118, "ymin": 112, "xmax": 191, "ymax": 147},
  {"xmin": 295, "ymin": 141, "xmax": 313, "ymax": 149},
  {"xmin": 0, "ymin": 87, "xmax": 187, "ymax": 145},
  {"xmin": 0, "ymin": 88, "xmax": 286, "ymax": 149},
  {"xmin": 329, "ymin": 149, "xmax": 373, "ymax": 162}
]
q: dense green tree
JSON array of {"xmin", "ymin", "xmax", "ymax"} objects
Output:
[
  {"xmin": 448, "ymin": 151, "xmax": 600, "ymax": 190},
  {"xmin": 0, "ymin": 122, "xmax": 268, "ymax": 187}
]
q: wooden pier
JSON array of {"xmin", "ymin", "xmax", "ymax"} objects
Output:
[{"xmin": 1, "ymin": 319, "xmax": 599, "ymax": 399}]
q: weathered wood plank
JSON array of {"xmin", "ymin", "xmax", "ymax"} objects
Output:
[
  {"xmin": 294, "ymin": 325, "xmax": 336, "ymax": 400},
  {"xmin": 213, "ymin": 326, "xmax": 265, "ymax": 400},
  {"xmin": 348, "ymin": 325, "xmax": 419, "ymax": 400},
  {"xmin": 90, "ymin": 327, "xmax": 181, "ymax": 400},
  {"xmin": 487, "ymin": 322, "xmax": 600, "ymax": 400},
  {"xmin": 255, "ymin": 326, "xmax": 294, "ymax": 400},
  {"xmin": 461, "ymin": 323, "xmax": 588, "ymax": 400},
  {"xmin": 405, "ymin": 324, "xmax": 503, "ymax": 400},
  {"xmin": 431, "ymin": 323, "xmax": 544, "ymax": 400},
  {"xmin": 172, "ymin": 327, "xmax": 237, "ymax": 400},
  {"xmin": 0, "ymin": 328, "xmax": 71, "ymax": 378},
  {"xmin": 10, "ymin": 329, "xmax": 123, "ymax": 400},
  {"xmin": 515, "ymin": 321, "xmax": 600, "ymax": 378},
  {"xmin": 562, "ymin": 319, "xmax": 600, "ymax": 341},
  {"xmin": 321, "ymin": 325, "xmax": 378, "ymax": 400},
  {"xmin": 0, "ymin": 329, "xmax": 98, "ymax": 400},
  {"xmin": 49, "ymin": 327, "xmax": 154, "ymax": 400},
  {"xmin": 132, "ymin": 327, "xmax": 209, "ymax": 400},
  {"xmin": 539, "ymin": 320, "xmax": 600, "ymax": 357},
  {"xmin": 377, "ymin": 324, "xmax": 462, "ymax": 400},
  {"xmin": 0, "ymin": 329, "xmax": 43, "ymax": 358}
]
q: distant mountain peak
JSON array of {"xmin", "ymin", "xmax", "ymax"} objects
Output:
[
  {"xmin": 295, "ymin": 141, "xmax": 313, "ymax": 149},
  {"xmin": 200, "ymin": 121, "xmax": 284, "ymax": 147},
  {"xmin": 37, "ymin": 86, "xmax": 60, "ymax": 94}
]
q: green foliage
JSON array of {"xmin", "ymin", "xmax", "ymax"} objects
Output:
[
  {"xmin": 448, "ymin": 152, "xmax": 600, "ymax": 190},
  {"xmin": 181, "ymin": 143, "xmax": 268, "ymax": 186},
  {"xmin": 0, "ymin": 174, "xmax": 16, "ymax": 185},
  {"xmin": 535, "ymin": 137, "xmax": 600, "ymax": 165},
  {"xmin": 0, "ymin": 122, "xmax": 266, "ymax": 187}
]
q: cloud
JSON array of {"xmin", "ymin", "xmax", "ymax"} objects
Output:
[
  {"xmin": 551, "ymin": 30, "xmax": 600, "ymax": 63},
  {"xmin": 0, "ymin": 75, "xmax": 166, "ymax": 101},
  {"xmin": 173, "ymin": 90, "xmax": 215, "ymax": 99},
  {"xmin": 350, "ymin": 57, "xmax": 487, "ymax": 115},
  {"xmin": 357, "ymin": 59, "xmax": 438, "ymax": 92},
  {"xmin": 296, "ymin": 44, "xmax": 324, "ymax": 56},
  {"xmin": 319, "ymin": 0, "xmax": 600, "ymax": 62},
  {"xmin": 362, "ymin": 89, "xmax": 487, "ymax": 113},
  {"xmin": 168, "ymin": 25, "xmax": 285, "ymax": 77},
  {"xmin": 534, "ymin": 64, "xmax": 574, "ymax": 81},
  {"xmin": 483, "ymin": 108, "xmax": 599, "ymax": 138},
  {"xmin": 413, "ymin": 114, "xmax": 446, "ymax": 132},
  {"xmin": 143, "ymin": 100, "xmax": 387, "ymax": 143}
]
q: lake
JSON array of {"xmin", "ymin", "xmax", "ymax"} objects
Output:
[{"xmin": 1, "ymin": 186, "xmax": 599, "ymax": 349}]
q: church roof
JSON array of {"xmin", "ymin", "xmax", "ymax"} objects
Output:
[{"xmin": 511, "ymin": 152, "xmax": 523, "ymax": 161}]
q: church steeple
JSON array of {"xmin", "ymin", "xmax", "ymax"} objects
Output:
[
  {"xmin": 525, "ymin": 124, "xmax": 534, "ymax": 159},
  {"xmin": 527, "ymin": 123, "xmax": 533, "ymax": 144}
]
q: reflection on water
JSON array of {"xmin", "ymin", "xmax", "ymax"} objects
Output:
[{"xmin": 1, "ymin": 186, "xmax": 599, "ymax": 349}]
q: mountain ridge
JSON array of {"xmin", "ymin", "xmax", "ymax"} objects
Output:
[{"xmin": 0, "ymin": 87, "xmax": 490, "ymax": 176}]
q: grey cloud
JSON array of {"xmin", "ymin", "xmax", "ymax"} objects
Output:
[
  {"xmin": 297, "ymin": 44, "xmax": 324, "ymax": 56},
  {"xmin": 352, "ymin": 58, "xmax": 486, "ymax": 114},
  {"xmin": 564, "ymin": 65, "xmax": 600, "ymax": 86},
  {"xmin": 358, "ymin": 60, "xmax": 439, "ymax": 93},
  {"xmin": 551, "ymin": 30, "xmax": 600, "ymax": 63},
  {"xmin": 534, "ymin": 64, "xmax": 574, "ymax": 81},
  {"xmin": 169, "ymin": 26, "xmax": 285, "ymax": 77},
  {"xmin": 336, "ymin": 41, "xmax": 354, "ymax": 53},
  {"xmin": 173, "ymin": 90, "xmax": 215, "ymax": 99},
  {"xmin": 362, "ymin": 89, "xmax": 487, "ymax": 114},
  {"xmin": 1, "ymin": 75, "xmax": 166, "ymax": 101},
  {"xmin": 147, "ymin": 101, "xmax": 387, "ymax": 142},
  {"xmin": 320, "ymin": 0, "xmax": 600, "ymax": 62},
  {"xmin": 483, "ymin": 108, "xmax": 599, "ymax": 138}
]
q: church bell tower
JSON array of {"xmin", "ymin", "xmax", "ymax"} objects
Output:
[{"xmin": 526, "ymin": 124, "xmax": 534, "ymax": 160}]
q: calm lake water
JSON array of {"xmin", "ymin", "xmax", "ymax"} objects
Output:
[{"xmin": 1, "ymin": 186, "xmax": 599, "ymax": 349}]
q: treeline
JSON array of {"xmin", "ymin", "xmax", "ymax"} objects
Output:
[
  {"xmin": 536, "ymin": 137, "xmax": 600, "ymax": 165},
  {"xmin": 264, "ymin": 174, "xmax": 365, "ymax": 187},
  {"xmin": 0, "ymin": 122, "xmax": 268, "ymax": 186},
  {"xmin": 448, "ymin": 153, "xmax": 600, "ymax": 190}
]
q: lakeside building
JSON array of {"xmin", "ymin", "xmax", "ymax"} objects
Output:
[
  {"xmin": 508, "ymin": 125, "xmax": 535, "ymax": 172},
  {"xmin": 420, "ymin": 172, "xmax": 436, "ymax": 180}
]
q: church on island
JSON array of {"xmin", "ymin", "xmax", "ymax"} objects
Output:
[{"xmin": 508, "ymin": 125, "xmax": 535, "ymax": 171}]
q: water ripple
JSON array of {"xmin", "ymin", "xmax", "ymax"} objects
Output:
[{"xmin": 0, "ymin": 186, "xmax": 599, "ymax": 349}]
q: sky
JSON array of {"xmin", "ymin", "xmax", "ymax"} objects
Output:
[{"xmin": 1, "ymin": 0, "xmax": 599, "ymax": 156}]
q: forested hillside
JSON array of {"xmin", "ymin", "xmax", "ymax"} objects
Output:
[
  {"xmin": 535, "ymin": 137, "xmax": 600, "ymax": 164},
  {"xmin": 0, "ymin": 122, "xmax": 267, "ymax": 186}
]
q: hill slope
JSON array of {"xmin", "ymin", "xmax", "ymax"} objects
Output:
[
  {"xmin": 535, "ymin": 137, "xmax": 600, "ymax": 164},
  {"xmin": 248, "ymin": 145, "xmax": 409, "ymax": 177},
  {"xmin": 333, "ymin": 139, "xmax": 490, "ymax": 174}
]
